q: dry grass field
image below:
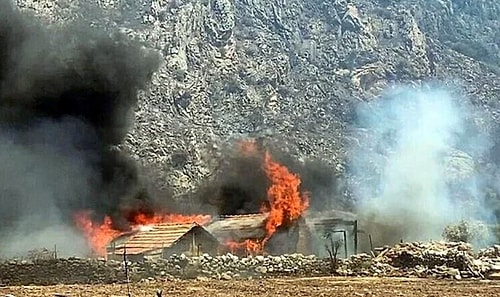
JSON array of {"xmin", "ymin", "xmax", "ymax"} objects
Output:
[{"xmin": 1, "ymin": 277, "xmax": 499, "ymax": 297}]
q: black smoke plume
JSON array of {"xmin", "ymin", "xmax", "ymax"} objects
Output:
[
  {"xmin": 196, "ymin": 138, "xmax": 340, "ymax": 215},
  {"xmin": 196, "ymin": 140, "xmax": 268, "ymax": 215},
  {"xmin": 0, "ymin": 1, "xmax": 160, "ymax": 256}
]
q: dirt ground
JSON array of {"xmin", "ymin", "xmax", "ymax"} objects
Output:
[{"xmin": 1, "ymin": 277, "xmax": 499, "ymax": 297}]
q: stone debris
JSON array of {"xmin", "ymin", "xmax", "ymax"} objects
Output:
[
  {"xmin": 0, "ymin": 258, "xmax": 123, "ymax": 286},
  {"xmin": 338, "ymin": 242, "xmax": 500, "ymax": 280},
  {"xmin": 478, "ymin": 244, "xmax": 500, "ymax": 259},
  {"xmin": 1, "ymin": 242, "xmax": 499, "ymax": 285},
  {"xmin": 0, "ymin": 253, "xmax": 328, "ymax": 285}
]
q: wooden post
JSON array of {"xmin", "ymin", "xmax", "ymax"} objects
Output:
[
  {"xmin": 353, "ymin": 220, "xmax": 358, "ymax": 254},
  {"xmin": 123, "ymin": 245, "xmax": 131, "ymax": 297},
  {"xmin": 342, "ymin": 231, "xmax": 347, "ymax": 258},
  {"xmin": 368, "ymin": 234, "xmax": 372, "ymax": 248},
  {"xmin": 192, "ymin": 231, "xmax": 196, "ymax": 256}
]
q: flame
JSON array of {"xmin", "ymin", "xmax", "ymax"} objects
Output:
[
  {"xmin": 131, "ymin": 213, "xmax": 211, "ymax": 226},
  {"xmin": 262, "ymin": 151, "xmax": 309, "ymax": 242},
  {"xmin": 73, "ymin": 211, "xmax": 122, "ymax": 256},
  {"xmin": 225, "ymin": 239, "xmax": 263, "ymax": 255},
  {"xmin": 76, "ymin": 138, "xmax": 309, "ymax": 257},
  {"xmin": 74, "ymin": 210, "xmax": 211, "ymax": 256},
  {"xmin": 226, "ymin": 139, "xmax": 309, "ymax": 253}
]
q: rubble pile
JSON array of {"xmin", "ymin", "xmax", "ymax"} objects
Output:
[
  {"xmin": 1, "ymin": 242, "xmax": 499, "ymax": 285},
  {"xmin": 478, "ymin": 245, "xmax": 500, "ymax": 259},
  {"xmin": 339, "ymin": 242, "xmax": 500, "ymax": 280},
  {"xmin": 378, "ymin": 242, "xmax": 475, "ymax": 270},
  {"xmin": 477, "ymin": 245, "xmax": 500, "ymax": 280}
]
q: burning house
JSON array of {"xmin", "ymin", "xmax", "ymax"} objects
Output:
[
  {"xmin": 204, "ymin": 211, "xmax": 358, "ymax": 257},
  {"xmin": 207, "ymin": 214, "xmax": 268, "ymax": 243},
  {"xmin": 106, "ymin": 223, "xmax": 219, "ymax": 261},
  {"xmin": 75, "ymin": 139, "xmax": 343, "ymax": 259},
  {"xmin": 206, "ymin": 214, "xmax": 268, "ymax": 255},
  {"xmin": 100, "ymin": 211, "xmax": 360, "ymax": 260},
  {"xmin": 199, "ymin": 147, "xmax": 311, "ymax": 256}
]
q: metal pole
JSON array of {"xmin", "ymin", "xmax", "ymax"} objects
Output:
[
  {"xmin": 123, "ymin": 246, "xmax": 131, "ymax": 297},
  {"xmin": 369, "ymin": 234, "xmax": 374, "ymax": 254}
]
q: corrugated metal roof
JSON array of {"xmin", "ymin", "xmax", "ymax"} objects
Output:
[
  {"xmin": 206, "ymin": 213, "xmax": 268, "ymax": 242},
  {"xmin": 109, "ymin": 223, "xmax": 205, "ymax": 255}
]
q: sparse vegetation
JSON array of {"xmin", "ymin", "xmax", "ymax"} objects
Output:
[
  {"xmin": 324, "ymin": 232, "xmax": 343, "ymax": 273},
  {"xmin": 442, "ymin": 219, "xmax": 491, "ymax": 246}
]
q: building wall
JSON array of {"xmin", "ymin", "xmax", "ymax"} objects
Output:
[
  {"xmin": 266, "ymin": 224, "xmax": 300, "ymax": 255},
  {"xmin": 162, "ymin": 227, "xmax": 219, "ymax": 258},
  {"xmin": 297, "ymin": 219, "xmax": 313, "ymax": 255}
]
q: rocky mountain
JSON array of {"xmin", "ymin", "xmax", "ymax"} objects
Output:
[{"xmin": 15, "ymin": 0, "xmax": 499, "ymax": 212}]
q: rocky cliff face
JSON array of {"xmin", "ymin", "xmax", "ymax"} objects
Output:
[{"xmin": 15, "ymin": 0, "xmax": 500, "ymax": 208}]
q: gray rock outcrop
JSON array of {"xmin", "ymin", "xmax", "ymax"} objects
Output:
[{"xmin": 14, "ymin": 0, "xmax": 500, "ymax": 202}]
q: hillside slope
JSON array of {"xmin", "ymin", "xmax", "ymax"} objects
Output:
[{"xmin": 17, "ymin": 0, "xmax": 500, "ymax": 205}]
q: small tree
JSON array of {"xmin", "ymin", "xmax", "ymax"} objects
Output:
[
  {"xmin": 442, "ymin": 219, "xmax": 491, "ymax": 246},
  {"xmin": 324, "ymin": 232, "xmax": 343, "ymax": 274}
]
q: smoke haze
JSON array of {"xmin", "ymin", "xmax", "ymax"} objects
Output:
[
  {"xmin": 348, "ymin": 85, "xmax": 495, "ymax": 247},
  {"xmin": 0, "ymin": 1, "xmax": 160, "ymax": 257}
]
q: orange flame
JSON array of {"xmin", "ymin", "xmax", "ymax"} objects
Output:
[
  {"xmin": 74, "ymin": 211, "xmax": 211, "ymax": 256},
  {"xmin": 131, "ymin": 213, "xmax": 211, "ymax": 226},
  {"xmin": 225, "ymin": 239, "xmax": 263, "ymax": 255},
  {"xmin": 226, "ymin": 139, "xmax": 309, "ymax": 253},
  {"xmin": 76, "ymin": 138, "xmax": 309, "ymax": 257},
  {"xmin": 262, "ymin": 151, "xmax": 309, "ymax": 243},
  {"xmin": 73, "ymin": 211, "xmax": 122, "ymax": 256}
]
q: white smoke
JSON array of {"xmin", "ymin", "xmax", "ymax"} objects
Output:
[{"xmin": 349, "ymin": 85, "xmax": 494, "ymax": 247}]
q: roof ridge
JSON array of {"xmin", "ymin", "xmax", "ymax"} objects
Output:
[
  {"xmin": 219, "ymin": 213, "xmax": 266, "ymax": 218},
  {"xmin": 111, "ymin": 222, "xmax": 206, "ymax": 254}
]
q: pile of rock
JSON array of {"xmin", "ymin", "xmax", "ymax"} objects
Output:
[
  {"xmin": 127, "ymin": 253, "xmax": 330, "ymax": 281},
  {"xmin": 477, "ymin": 245, "xmax": 500, "ymax": 280},
  {"xmin": 0, "ymin": 258, "xmax": 124, "ymax": 286},
  {"xmin": 194, "ymin": 253, "xmax": 328, "ymax": 279},
  {"xmin": 377, "ymin": 242, "xmax": 474, "ymax": 269},
  {"xmin": 338, "ymin": 241, "xmax": 500, "ymax": 280},
  {"xmin": 0, "ymin": 253, "xmax": 329, "ymax": 285},
  {"xmin": 1, "ymin": 242, "xmax": 499, "ymax": 285},
  {"xmin": 478, "ymin": 245, "xmax": 500, "ymax": 259}
]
